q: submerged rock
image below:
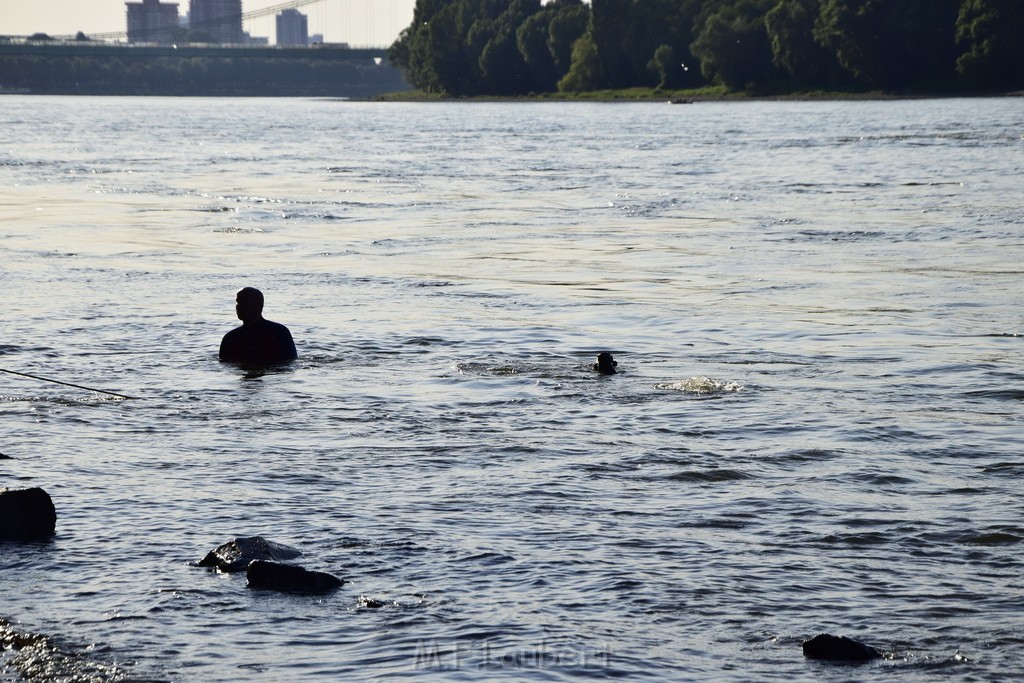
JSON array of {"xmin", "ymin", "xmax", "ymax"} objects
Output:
[
  {"xmin": 802, "ymin": 633, "xmax": 882, "ymax": 661},
  {"xmin": 246, "ymin": 560, "xmax": 344, "ymax": 594},
  {"xmin": 196, "ymin": 536, "xmax": 302, "ymax": 573},
  {"xmin": 0, "ymin": 487, "xmax": 56, "ymax": 542}
]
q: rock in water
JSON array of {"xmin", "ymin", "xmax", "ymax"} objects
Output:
[
  {"xmin": 195, "ymin": 536, "xmax": 302, "ymax": 573},
  {"xmin": 246, "ymin": 560, "xmax": 345, "ymax": 594},
  {"xmin": 0, "ymin": 487, "xmax": 56, "ymax": 541},
  {"xmin": 802, "ymin": 633, "xmax": 882, "ymax": 661}
]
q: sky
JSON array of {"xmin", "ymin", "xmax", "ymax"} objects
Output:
[{"xmin": 0, "ymin": 0, "xmax": 417, "ymax": 47}]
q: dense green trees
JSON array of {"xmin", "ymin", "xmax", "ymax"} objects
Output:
[
  {"xmin": 955, "ymin": 0, "xmax": 1024, "ymax": 89},
  {"xmin": 590, "ymin": 0, "xmax": 706, "ymax": 89},
  {"xmin": 518, "ymin": 1, "xmax": 590, "ymax": 91},
  {"xmin": 389, "ymin": 0, "xmax": 589, "ymax": 95},
  {"xmin": 813, "ymin": 0, "xmax": 961, "ymax": 88},
  {"xmin": 557, "ymin": 29, "xmax": 602, "ymax": 91},
  {"xmin": 390, "ymin": 0, "xmax": 1024, "ymax": 95},
  {"xmin": 765, "ymin": 0, "xmax": 845, "ymax": 88},
  {"xmin": 690, "ymin": 0, "xmax": 778, "ymax": 91}
]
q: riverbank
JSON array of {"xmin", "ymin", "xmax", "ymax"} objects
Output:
[{"xmin": 367, "ymin": 85, "xmax": 1024, "ymax": 102}]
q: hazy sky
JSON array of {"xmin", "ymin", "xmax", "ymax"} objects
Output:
[{"xmin": 0, "ymin": 0, "xmax": 417, "ymax": 46}]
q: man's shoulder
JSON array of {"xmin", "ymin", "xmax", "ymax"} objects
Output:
[
  {"xmin": 262, "ymin": 319, "xmax": 293, "ymax": 336},
  {"xmin": 221, "ymin": 325, "xmax": 245, "ymax": 341}
]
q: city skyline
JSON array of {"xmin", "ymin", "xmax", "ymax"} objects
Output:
[{"xmin": 0, "ymin": 0, "xmax": 415, "ymax": 46}]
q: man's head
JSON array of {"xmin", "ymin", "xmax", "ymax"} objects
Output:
[
  {"xmin": 235, "ymin": 287, "xmax": 265, "ymax": 323},
  {"xmin": 594, "ymin": 352, "xmax": 617, "ymax": 375}
]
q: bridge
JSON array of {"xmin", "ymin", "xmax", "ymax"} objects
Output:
[
  {"xmin": 0, "ymin": 0, "xmax": 412, "ymax": 95},
  {"xmin": 0, "ymin": 40, "xmax": 388, "ymax": 63}
]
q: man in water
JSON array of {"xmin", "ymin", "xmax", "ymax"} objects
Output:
[
  {"xmin": 219, "ymin": 287, "xmax": 297, "ymax": 365},
  {"xmin": 594, "ymin": 352, "xmax": 618, "ymax": 375}
]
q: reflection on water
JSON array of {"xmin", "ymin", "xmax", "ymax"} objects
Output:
[{"xmin": 0, "ymin": 96, "xmax": 1022, "ymax": 681}]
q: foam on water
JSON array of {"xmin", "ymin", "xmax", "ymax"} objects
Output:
[
  {"xmin": 0, "ymin": 618, "xmax": 129, "ymax": 682},
  {"xmin": 655, "ymin": 376, "xmax": 744, "ymax": 394}
]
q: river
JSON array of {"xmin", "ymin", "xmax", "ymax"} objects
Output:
[{"xmin": 1, "ymin": 95, "xmax": 1022, "ymax": 681}]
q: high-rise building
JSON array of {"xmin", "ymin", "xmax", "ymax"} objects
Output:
[
  {"xmin": 189, "ymin": 0, "xmax": 243, "ymax": 44},
  {"xmin": 126, "ymin": 0, "xmax": 180, "ymax": 44},
  {"xmin": 276, "ymin": 9, "xmax": 308, "ymax": 46}
]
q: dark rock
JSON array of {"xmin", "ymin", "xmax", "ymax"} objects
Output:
[
  {"xmin": 802, "ymin": 633, "xmax": 882, "ymax": 661},
  {"xmin": 195, "ymin": 536, "xmax": 302, "ymax": 573},
  {"xmin": 0, "ymin": 487, "xmax": 56, "ymax": 542},
  {"xmin": 246, "ymin": 560, "xmax": 344, "ymax": 594}
]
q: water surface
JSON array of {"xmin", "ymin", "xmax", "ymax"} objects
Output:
[{"xmin": 1, "ymin": 96, "xmax": 1022, "ymax": 681}]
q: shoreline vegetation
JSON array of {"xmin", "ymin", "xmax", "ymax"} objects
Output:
[
  {"xmin": 4, "ymin": 1, "xmax": 1022, "ymax": 99},
  {"xmin": 387, "ymin": 0, "xmax": 1024, "ymax": 101},
  {"xmin": 367, "ymin": 86, "xmax": 1024, "ymax": 103}
]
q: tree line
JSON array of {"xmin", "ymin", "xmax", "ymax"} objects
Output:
[
  {"xmin": 387, "ymin": 0, "xmax": 1024, "ymax": 95},
  {"xmin": 0, "ymin": 55, "xmax": 407, "ymax": 96}
]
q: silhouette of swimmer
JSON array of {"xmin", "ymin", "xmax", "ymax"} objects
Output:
[
  {"xmin": 219, "ymin": 287, "xmax": 297, "ymax": 365},
  {"xmin": 594, "ymin": 352, "xmax": 618, "ymax": 375}
]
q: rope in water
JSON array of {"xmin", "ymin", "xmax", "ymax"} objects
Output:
[{"xmin": 0, "ymin": 367, "xmax": 137, "ymax": 400}]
